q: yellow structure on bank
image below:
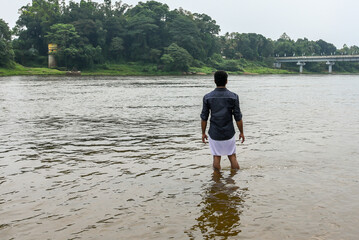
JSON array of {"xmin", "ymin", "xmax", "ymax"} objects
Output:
[
  {"xmin": 48, "ymin": 43, "xmax": 57, "ymax": 53},
  {"xmin": 48, "ymin": 43, "xmax": 58, "ymax": 68}
]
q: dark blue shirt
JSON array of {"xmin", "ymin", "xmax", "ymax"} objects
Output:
[{"xmin": 200, "ymin": 88, "xmax": 242, "ymax": 141}]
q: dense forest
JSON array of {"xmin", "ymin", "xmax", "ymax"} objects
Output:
[{"xmin": 1, "ymin": 0, "xmax": 359, "ymax": 73}]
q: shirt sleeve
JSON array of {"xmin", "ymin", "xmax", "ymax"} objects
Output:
[
  {"xmin": 200, "ymin": 96, "xmax": 209, "ymax": 121},
  {"xmin": 233, "ymin": 95, "xmax": 242, "ymax": 121}
]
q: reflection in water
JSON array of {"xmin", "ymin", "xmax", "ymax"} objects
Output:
[{"xmin": 187, "ymin": 170, "xmax": 246, "ymax": 239}]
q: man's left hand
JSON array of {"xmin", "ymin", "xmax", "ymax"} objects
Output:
[{"xmin": 239, "ymin": 133, "xmax": 245, "ymax": 143}]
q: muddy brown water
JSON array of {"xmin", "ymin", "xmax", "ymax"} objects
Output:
[{"xmin": 0, "ymin": 75, "xmax": 359, "ymax": 239}]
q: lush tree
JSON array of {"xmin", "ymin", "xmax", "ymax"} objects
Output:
[
  {"xmin": 13, "ymin": 0, "xmax": 61, "ymax": 66},
  {"xmin": 46, "ymin": 23, "xmax": 102, "ymax": 69},
  {"xmin": 64, "ymin": 1, "xmax": 106, "ymax": 47},
  {"xmin": 221, "ymin": 32, "xmax": 273, "ymax": 60},
  {"xmin": 46, "ymin": 23, "xmax": 80, "ymax": 48},
  {"xmin": 274, "ymin": 41, "xmax": 295, "ymax": 57},
  {"xmin": 348, "ymin": 45, "xmax": 359, "ymax": 55},
  {"xmin": 192, "ymin": 13, "xmax": 220, "ymax": 59},
  {"xmin": 278, "ymin": 32, "xmax": 291, "ymax": 41},
  {"xmin": 0, "ymin": 19, "xmax": 15, "ymax": 67},
  {"xmin": 167, "ymin": 10, "xmax": 220, "ymax": 61},
  {"xmin": 167, "ymin": 12, "xmax": 203, "ymax": 59},
  {"xmin": 220, "ymin": 33, "xmax": 241, "ymax": 59},
  {"xmin": 161, "ymin": 43, "xmax": 193, "ymax": 71},
  {"xmin": 101, "ymin": 1, "xmax": 129, "ymax": 60},
  {"xmin": 316, "ymin": 39, "xmax": 336, "ymax": 55},
  {"xmin": 12, "ymin": 0, "xmax": 220, "ymax": 69},
  {"xmin": 294, "ymin": 38, "xmax": 320, "ymax": 56},
  {"xmin": 76, "ymin": 44, "xmax": 103, "ymax": 69},
  {"xmin": 125, "ymin": 13, "xmax": 159, "ymax": 60},
  {"xmin": 46, "ymin": 23, "xmax": 80, "ymax": 68},
  {"xmin": 274, "ymin": 33, "xmax": 295, "ymax": 57},
  {"xmin": 122, "ymin": 1, "xmax": 170, "ymax": 61},
  {"xmin": 109, "ymin": 37, "xmax": 124, "ymax": 60},
  {"xmin": 15, "ymin": 0, "xmax": 61, "ymax": 56}
]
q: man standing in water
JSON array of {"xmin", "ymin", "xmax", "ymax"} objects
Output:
[{"xmin": 200, "ymin": 70, "xmax": 245, "ymax": 170}]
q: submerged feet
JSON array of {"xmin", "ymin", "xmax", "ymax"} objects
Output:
[{"xmin": 212, "ymin": 154, "xmax": 240, "ymax": 171}]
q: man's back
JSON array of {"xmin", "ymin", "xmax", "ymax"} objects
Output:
[
  {"xmin": 200, "ymin": 88, "xmax": 242, "ymax": 141},
  {"xmin": 200, "ymin": 70, "xmax": 244, "ymax": 170}
]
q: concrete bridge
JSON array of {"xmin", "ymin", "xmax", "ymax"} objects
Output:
[{"xmin": 274, "ymin": 55, "xmax": 359, "ymax": 73}]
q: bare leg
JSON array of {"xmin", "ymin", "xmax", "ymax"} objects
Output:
[
  {"xmin": 228, "ymin": 154, "xmax": 240, "ymax": 169},
  {"xmin": 213, "ymin": 155, "xmax": 221, "ymax": 171}
]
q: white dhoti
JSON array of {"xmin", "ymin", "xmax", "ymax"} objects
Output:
[{"xmin": 208, "ymin": 135, "xmax": 236, "ymax": 156}]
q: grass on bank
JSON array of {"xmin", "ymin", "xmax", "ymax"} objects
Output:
[
  {"xmin": 82, "ymin": 62, "xmax": 184, "ymax": 76},
  {"xmin": 238, "ymin": 60, "xmax": 293, "ymax": 74},
  {"xmin": 0, "ymin": 60, "xmax": 296, "ymax": 77},
  {"xmin": 189, "ymin": 61, "xmax": 293, "ymax": 75},
  {"xmin": 0, "ymin": 63, "xmax": 65, "ymax": 76},
  {"xmin": 3, "ymin": 57, "xmax": 359, "ymax": 77},
  {"xmin": 242, "ymin": 66, "xmax": 292, "ymax": 74}
]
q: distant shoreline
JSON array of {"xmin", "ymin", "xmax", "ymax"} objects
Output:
[{"xmin": 2, "ymin": 63, "xmax": 359, "ymax": 77}]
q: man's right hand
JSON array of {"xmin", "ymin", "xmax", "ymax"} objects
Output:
[{"xmin": 202, "ymin": 133, "xmax": 208, "ymax": 143}]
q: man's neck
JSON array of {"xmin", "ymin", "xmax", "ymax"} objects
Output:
[{"xmin": 216, "ymin": 86, "xmax": 226, "ymax": 89}]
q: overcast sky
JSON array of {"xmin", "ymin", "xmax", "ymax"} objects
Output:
[{"xmin": 1, "ymin": 0, "xmax": 358, "ymax": 48}]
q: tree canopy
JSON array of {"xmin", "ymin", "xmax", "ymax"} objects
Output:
[
  {"xmin": 0, "ymin": 19, "xmax": 15, "ymax": 67},
  {"xmin": 7, "ymin": 0, "xmax": 359, "ymax": 72},
  {"xmin": 12, "ymin": 0, "xmax": 221, "ymax": 70}
]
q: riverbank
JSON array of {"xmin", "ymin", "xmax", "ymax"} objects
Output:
[
  {"xmin": 4, "ymin": 61, "xmax": 358, "ymax": 77},
  {"xmin": 0, "ymin": 62, "xmax": 293, "ymax": 77},
  {"xmin": 0, "ymin": 64, "xmax": 65, "ymax": 76}
]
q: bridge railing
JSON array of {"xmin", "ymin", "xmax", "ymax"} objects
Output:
[{"xmin": 275, "ymin": 55, "xmax": 359, "ymax": 63}]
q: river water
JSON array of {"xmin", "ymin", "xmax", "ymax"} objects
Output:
[{"xmin": 0, "ymin": 74, "xmax": 358, "ymax": 239}]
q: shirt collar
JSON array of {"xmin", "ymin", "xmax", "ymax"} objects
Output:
[{"xmin": 215, "ymin": 87, "xmax": 227, "ymax": 91}]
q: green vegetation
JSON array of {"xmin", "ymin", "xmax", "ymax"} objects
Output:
[
  {"xmin": 0, "ymin": 19, "xmax": 15, "ymax": 68},
  {"xmin": 0, "ymin": 61, "xmax": 291, "ymax": 76},
  {"xmin": 81, "ymin": 62, "xmax": 181, "ymax": 76},
  {"xmin": 0, "ymin": 63, "xmax": 65, "ymax": 76},
  {"xmin": 12, "ymin": 0, "xmax": 219, "ymax": 72},
  {"xmin": 0, "ymin": 0, "xmax": 358, "ymax": 76}
]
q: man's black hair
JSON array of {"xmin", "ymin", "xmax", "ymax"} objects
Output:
[{"xmin": 214, "ymin": 70, "xmax": 228, "ymax": 87}]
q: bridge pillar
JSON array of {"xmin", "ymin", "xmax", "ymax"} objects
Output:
[
  {"xmin": 48, "ymin": 55, "xmax": 57, "ymax": 68},
  {"xmin": 296, "ymin": 62, "xmax": 306, "ymax": 73},
  {"xmin": 326, "ymin": 61, "xmax": 335, "ymax": 73}
]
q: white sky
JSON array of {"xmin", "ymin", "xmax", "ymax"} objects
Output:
[{"xmin": 1, "ymin": 0, "xmax": 358, "ymax": 48}]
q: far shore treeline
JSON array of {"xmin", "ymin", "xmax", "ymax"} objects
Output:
[{"xmin": 1, "ymin": 0, "xmax": 359, "ymax": 74}]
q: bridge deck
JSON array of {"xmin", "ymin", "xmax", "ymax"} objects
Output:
[{"xmin": 275, "ymin": 55, "xmax": 359, "ymax": 63}]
